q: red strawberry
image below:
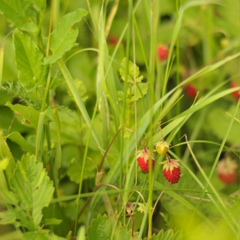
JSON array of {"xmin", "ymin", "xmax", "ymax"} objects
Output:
[
  {"xmin": 230, "ymin": 81, "xmax": 240, "ymax": 100},
  {"xmin": 108, "ymin": 36, "xmax": 119, "ymax": 46},
  {"xmin": 155, "ymin": 141, "xmax": 170, "ymax": 155},
  {"xmin": 157, "ymin": 44, "xmax": 169, "ymax": 61},
  {"xmin": 186, "ymin": 84, "xmax": 198, "ymax": 98},
  {"xmin": 163, "ymin": 159, "xmax": 181, "ymax": 184},
  {"xmin": 217, "ymin": 157, "xmax": 238, "ymax": 184},
  {"xmin": 137, "ymin": 148, "xmax": 155, "ymax": 173}
]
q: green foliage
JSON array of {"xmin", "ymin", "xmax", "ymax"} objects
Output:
[
  {"xmin": 13, "ymin": 29, "xmax": 48, "ymax": 91},
  {"xmin": 0, "ymin": 0, "xmax": 239, "ymax": 239},
  {"xmin": 0, "ymin": 0, "xmax": 45, "ymax": 32},
  {"xmin": 118, "ymin": 58, "xmax": 148, "ymax": 103},
  {"xmin": 151, "ymin": 229, "xmax": 183, "ymax": 240},
  {"xmin": 0, "ymin": 154, "xmax": 54, "ymax": 231},
  {"xmin": 87, "ymin": 215, "xmax": 131, "ymax": 240},
  {"xmin": 44, "ymin": 9, "xmax": 88, "ymax": 64},
  {"xmin": 119, "ymin": 58, "xmax": 143, "ymax": 83}
]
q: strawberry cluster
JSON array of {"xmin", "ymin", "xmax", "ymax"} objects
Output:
[{"xmin": 137, "ymin": 141, "xmax": 182, "ymax": 184}]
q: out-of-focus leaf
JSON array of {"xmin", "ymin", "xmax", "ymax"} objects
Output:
[
  {"xmin": 13, "ymin": 30, "xmax": 48, "ymax": 90},
  {"xmin": 0, "ymin": 210, "xmax": 17, "ymax": 225},
  {"xmin": 87, "ymin": 215, "xmax": 131, "ymax": 240},
  {"xmin": 128, "ymin": 82, "xmax": 148, "ymax": 102},
  {"xmin": 0, "ymin": 0, "xmax": 38, "ymax": 32},
  {"xmin": 151, "ymin": 229, "xmax": 183, "ymax": 240},
  {"xmin": 6, "ymin": 132, "xmax": 35, "ymax": 153},
  {"xmin": 6, "ymin": 102, "xmax": 40, "ymax": 128},
  {"xmin": 207, "ymin": 105, "xmax": 240, "ymax": 143},
  {"xmin": 44, "ymin": 9, "xmax": 88, "ymax": 64},
  {"xmin": 119, "ymin": 57, "xmax": 143, "ymax": 83},
  {"xmin": 22, "ymin": 230, "xmax": 67, "ymax": 240}
]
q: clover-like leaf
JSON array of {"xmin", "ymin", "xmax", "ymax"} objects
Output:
[{"xmin": 119, "ymin": 58, "xmax": 143, "ymax": 84}]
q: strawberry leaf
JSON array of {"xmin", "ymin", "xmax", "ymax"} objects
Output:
[
  {"xmin": 44, "ymin": 9, "xmax": 88, "ymax": 64},
  {"xmin": 0, "ymin": 0, "xmax": 38, "ymax": 32},
  {"xmin": 13, "ymin": 30, "xmax": 48, "ymax": 90},
  {"xmin": 8, "ymin": 154, "xmax": 54, "ymax": 230},
  {"xmin": 119, "ymin": 58, "xmax": 143, "ymax": 83}
]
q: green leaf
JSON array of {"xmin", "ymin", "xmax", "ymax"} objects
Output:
[
  {"xmin": 207, "ymin": 105, "xmax": 240, "ymax": 143},
  {"xmin": 87, "ymin": 215, "xmax": 112, "ymax": 240},
  {"xmin": 127, "ymin": 82, "xmax": 148, "ymax": 102},
  {"xmin": 6, "ymin": 102, "xmax": 40, "ymax": 128},
  {"xmin": 9, "ymin": 153, "xmax": 54, "ymax": 230},
  {"xmin": 151, "ymin": 229, "xmax": 183, "ymax": 240},
  {"xmin": 87, "ymin": 215, "xmax": 131, "ymax": 240},
  {"xmin": 13, "ymin": 30, "xmax": 48, "ymax": 90},
  {"xmin": 0, "ymin": 210, "xmax": 17, "ymax": 225},
  {"xmin": 6, "ymin": 132, "xmax": 35, "ymax": 153},
  {"xmin": 43, "ymin": 218, "xmax": 62, "ymax": 226},
  {"xmin": 0, "ymin": 188, "xmax": 18, "ymax": 205},
  {"xmin": 44, "ymin": 9, "xmax": 88, "ymax": 64},
  {"xmin": 0, "ymin": 0, "xmax": 38, "ymax": 32},
  {"xmin": 119, "ymin": 57, "xmax": 143, "ymax": 83},
  {"xmin": 22, "ymin": 230, "xmax": 67, "ymax": 240},
  {"xmin": 77, "ymin": 226, "xmax": 86, "ymax": 240},
  {"xmin": 0, "ymin": 157, "xmax": 9, "ymax": 170}
]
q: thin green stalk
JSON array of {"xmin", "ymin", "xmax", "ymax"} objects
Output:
[
  {"xmin": 0, "ymin": 46, "xmax": 3, "ymax": 87},
  {"xmin": 121, "ymin": 0, "xmax": 133, "ymax": 225},
  {"xmin": 185, "ymin": 138, "xmax": 239, "ymax": 235},
  {"xmin": 57, "ymin": 59, "xmax": 102, "ymax": 152},
  {"xmin": 208, "ymin": 100, "xmax": 240, "ymax": 179},
  {"xmin": 147, "ymin": 0, "xmax": 159, "ymax": 237},
  {"xmin": 175, "ymin": 0, "xmax": 182, "ymax": 157}
]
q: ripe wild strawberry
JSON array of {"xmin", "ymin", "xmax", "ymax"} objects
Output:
[
  {"xmin": 157, "ymin": 44, "xmax": 169, "ymax": 61},
  {"xmin": 186, "ymin": 84, "xmax": 198, "ymax": 98},
  {"xmin": 156, "ymin": 141, "xmax": 170, "ymax": 155},
  {"xmin": 137, "ymin": 148, "xmax": 155, "ymax": 173},
  {"xmin": 163, "ymin": 159, "xmax": 181, "ymax": 184},
  {"xmin": 230, "ymin": 81, "xmax": 240, "ymax": 100},
  {"xmin": 217, "ymin": 157, "xmax": 238, "ymax": 184},
  {"xmin": 108, "ymin": 36, "xmax": 119, "ymax": 46}
]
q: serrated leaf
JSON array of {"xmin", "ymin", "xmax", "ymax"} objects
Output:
[
  {"xmin": 9, "ymin": 154, "xmax": 54, "ymax": 230},
  {"xmin": 87, "ymin": 215, "xmax": 112, "ymax": 240},
  {"xmin": 14, "ymin": 30, "xmax": 47, "ymax": 90},
  {"xmin": 127, "ymin": 82, "xmax": 148, "ymax": 102},
  {"xmin": 119, "ymin": 58, "xmax": 143, "ymax": 83},
  {"xmin": 0, "ymin": 188, "xmax": 18, "ymax": 205},
  {"xmin": 0, "ymin": 0, "xmax": 38, "ymax": 31},
  {"xmin": 44, "ymin": 9, "xmax": 88, "ymax": 64},
  {"xmin": 0, "ymin": 210, "xmax": 17, "ymax": 225},
  {"xmin": 151, "ymin": 229, "xmax": 183, "ymax": 240},
  {"xmin": 87, "ymin": 215, "xmax": 131, "ymax": 240}
]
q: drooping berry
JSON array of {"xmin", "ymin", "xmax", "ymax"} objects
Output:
[
  {"xmin": 186, "ymin": 84, "xmax": 198, "ymax": 98},
  {"xmin": 108, "ymin": 36, "xmax": 119, "ymax": 46},
  {"xmin": 230, "ymin": 81, "xmax": 240, "ymax": 100},
  {"xmin": 217, "ymin": 157, "xmax": 238, "ymax": 184},
  {"xmin": 157, "ymin": 44, "xmax": 169, "ymax": 61},
  {"xmin": 137, "ymin": 148, "xmax": 155, "ymax": 173},
  {"xmin": 163, "ymin": 159, "xmax": 181, "ymax": 184},
  {"xmin": 155, "ymin": 141, "xmax": 170, "ymax": 155}
]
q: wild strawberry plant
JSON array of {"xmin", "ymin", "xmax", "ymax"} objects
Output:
[{"xmin": 0, "ymin": 0, "xmax": 239, "ymax": 240}]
